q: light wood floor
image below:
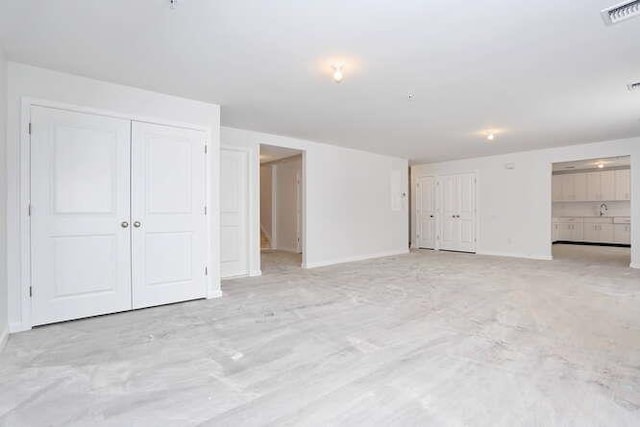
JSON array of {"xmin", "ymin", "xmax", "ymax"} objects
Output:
[{"xmin": 1, "ymin": 250, "xmax": 639, "ymax": 426}]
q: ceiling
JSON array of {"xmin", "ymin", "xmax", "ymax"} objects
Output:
[
  {"xmin": 260, "ymin": 144, "xmax": 301, "ymax": 164},
  {"xmin": 1, "ymin": 0, "xmax": 640, "ymax": 163},
  {"xmin": 553, "ymin": 155, "xmax": 630, "ymax": 171}
]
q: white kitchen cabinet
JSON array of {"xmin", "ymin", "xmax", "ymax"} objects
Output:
[
  {"xmin": 559, "ymin": 173, "xmax": 587, "ymax": 201},
  {"xmin": 552, "ymin": 222, "xmax": 560, "ymax": 242},
  {"xmin": 615, "ymin": 169, "xmax": 631, "ymax": 200},
  {"xmin": 614, "ymin": 224, "xmax": 631, "ymax": 244},
  {"xmin": 586, "ymin": 171, "xmax": 615, "ymax": 201},
  {"xmin": 583, "ymin": 223, "xmax": 614, "ymax": 243},
  {"xmin": 601, "ymin": 171, "xmax": 616, "ymax": 201},
  {"xmin": 556, "ymin": 218, "xmax": 583, "ymax": 241},
  {"xmin": 583, "ymin": 218, "xmax": 615, "ymax": 243},
  {"xmin": 572, "ymin": 173, "xmax": 588, "ymax": 201},
  {"xmin": 553, "ymin": 169, "xmax": 629, "ymax": 202},
  {"xmin": 583, "ymin": 222, "xmax": 599, "ymax": 242},
  {"xmin": 552, "ymin": 176, "xmax": 563, "ymax": 202}
]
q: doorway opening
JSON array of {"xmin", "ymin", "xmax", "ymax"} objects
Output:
[
  {"xmin": 259, "ymin": 144, "xmax": 304, "ymax": 274},
  {"xmin": 551, "ymin": 156, "xmax": 631, "ymax": 267}
]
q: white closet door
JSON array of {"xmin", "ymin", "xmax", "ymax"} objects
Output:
[
  {"xmin": 416, "ymin": 176, "xmax": 437, "ymax": 249},
  {"xmin": 131, "ymin": 122, "xmax": 207, "ymax": 309},
  {"xmin": 458, "ymin": 173, "xmax": 476, "ymax": 252},
  {"xmin": 440, "ymin": 174, "xmax": 460, "ymax": 251},
  {"xmin": 30, "ymin": 107, "xmax": 132, "ymax": 325},
  {"xmin": 220, "ymin": 148, "xmax": 249, "ymax": 278}
]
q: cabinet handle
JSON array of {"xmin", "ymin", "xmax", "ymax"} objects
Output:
[
  {"xmin": 120, "ymin": 221, "xmax": 129, "ymax": 228},
  {"xmin": 133, "ymin": 221, "xmax": 142, "ymax": 228}
]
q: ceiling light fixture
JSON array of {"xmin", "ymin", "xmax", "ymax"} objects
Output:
[
  {"xmin": 486, "ymin": 133, "xmax": 495, "ymax": 141},
  {"xmin": 601, "ymin": 0, "xmax": 640, "ymax": 25},
  {"xmin": 332, "ymin": 64, "xmax": 344, "ymax": 83},
  {"xmin": 598, "ymin": 163, "xmax": 605, "ymax": 168}
]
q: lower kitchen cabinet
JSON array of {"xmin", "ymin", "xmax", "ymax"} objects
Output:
[{"xmin": 614, "ymin": 224, "xmax": 631, "ymax": 245}]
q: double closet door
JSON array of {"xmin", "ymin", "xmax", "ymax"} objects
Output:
[
  {"xmin": 30, "ymin": 106, "xmax": 208, "ymax": 326},
  {"xmin": 416, "ymin": 173, "xmax": 476, "ymax": 253}
]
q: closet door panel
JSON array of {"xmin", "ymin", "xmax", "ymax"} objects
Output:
[
  {"xmin": 458, "ymin": 173, "xmax": 476, "ymax": 252},
  {"xmin": 417, "ymin": 176, "xmax": 437, "ymax": 249},
  {"xmin": 30, "ymin": 106, "xmax": 132, "ymax": 325},
  {"xmin": 439, "ymin": 175, "xmax": 459, "ymax": 251},
  {"xmin": 131, "ymin": 122, "xmax": 207, "ymax": 309}
]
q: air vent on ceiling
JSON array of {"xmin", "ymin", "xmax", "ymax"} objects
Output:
[
  {"xmin": 628, "ymin": 81, "xmax": 640, "ymax": 91},
  {"xmin": 601, "ymin": 0, "xmax": 640, "ymax": 25}
]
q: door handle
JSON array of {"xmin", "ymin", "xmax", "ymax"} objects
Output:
[
  {"xmin": 429, "ymin": 215, "xmax": 434, "ymax": 218},
  {"xmin": 120, "ymin": 221, "xmax": 129, "ymax": 228},
  {"xmin": 133, "ymin": 221, "xmax": 142, "ymax": 228}
]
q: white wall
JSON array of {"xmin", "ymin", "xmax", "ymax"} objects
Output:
[
  {"xmin": 259, "ymin": 164, "xmax": 273, "ymax": 241},
  {"xmin": 222, "ymin": 127, "xmax": 409, "ymax": 269},
  {"xmin": 0, "ymin": 49, "xmax": 8, "ymax": 347},
  {"xmin": 411, "ymin": 137, "xmax": 640, "ymax": 267},
  {"xmin": 7, "ymin": 63, "xmax": 221, "ymax": 332},
  {"xmin": 272, "ymin": 155, "xmax": 302, "ymax": 253}
]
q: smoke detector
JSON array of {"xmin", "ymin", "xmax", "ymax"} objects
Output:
[
  {"xmin": 601, "ymin": 1, "xmax": 640, "ymax": 25},
  {"xmin": 627, "ymin": 81, "xmax": 640, "ymax": 91}
]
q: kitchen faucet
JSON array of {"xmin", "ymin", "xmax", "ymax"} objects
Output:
[{"xmin": 599, "ymin": 203, "xmax": 608, "ymax": 217}]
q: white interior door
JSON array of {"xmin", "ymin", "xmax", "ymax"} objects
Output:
[
  {"xmin": 416, "ymin": 176, "xmax": 437, "ymax": 249},
  {"xmin": 440, "ymin": 174, "xmax": 460, "ymax": 251},
  {"xmin": 457, "ymin": 173, "xmax": 476, "ymax": 252},
  {"xmin": 439, "ymin": 173, "xmax": 476, "ymax": 253},
  {"xmin": 30, "ymin": 106, "xmax": 132, "ymax": 325},
  {"xmin": 131, "ymin": 122, "xmax": 208, "ymax": 309},
  {"xmin": 220, "ymin": 148, "xmax": 249, "ymax": 278}
]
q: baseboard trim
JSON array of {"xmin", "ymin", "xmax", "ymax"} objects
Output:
[
  {"xmin": 9, "ymin": 321, "xmax": 30, "ymax": 334},
  {"xmin": 553, "ymin": 241, "xmax": 631, "ymax": 248},
  {"xmin": 249, "ymin": 270, "xmax": 262, "ymax": 277},
  {"xmin": 476, "ymin": 251, "xmax": 553, "ymax": 261},
  {"xmin": 303, "ymin": 249, "xmax": 410, "ymax": 269},
  {"xmin": 207, "ymin": 289, "xmax": 223, "ymax": 299},
  {"xmin": 0, "ymin": 327, "xmax": 8, "ymax": 352},
  {"xmin": 631, "ymin": 263, "xmax": 639, "ymax": 269}
]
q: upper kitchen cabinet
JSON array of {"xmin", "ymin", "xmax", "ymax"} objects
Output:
[
  {"xmin": 586, "ymin": 170, "xmax": 615, "ymax": 201},
  {"xmin": 615, "ymin": 169, "xmax": 631, "ymax": 200},
  {"xmin": 552, "ymin": 169, "xmax": 630, "ymax": 202},
  {"xmin": 554, "ymin": 173, "xmax": 587, "ymax": 201}
]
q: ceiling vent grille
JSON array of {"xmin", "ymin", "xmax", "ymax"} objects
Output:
[{"xmin": 601, "ymin": 0, "xmax": 640, "ymax": 25}]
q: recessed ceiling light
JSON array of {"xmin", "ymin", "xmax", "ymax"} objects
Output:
[
  {"xmin": 486, "ymin": 133, "xmax": 495, "ymax": 141},
  {"xmin": 597, "ymin": 163, "xmax": 605, "ymax": 168}
]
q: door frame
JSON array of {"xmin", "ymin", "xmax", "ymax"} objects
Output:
[
  {"xmin": 17, "ymin": 97, "xmax": 213, "ymax": 332},
  {"xmin": 258, "ymin": 147, "xmax": 307, "ymax": 268}
]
